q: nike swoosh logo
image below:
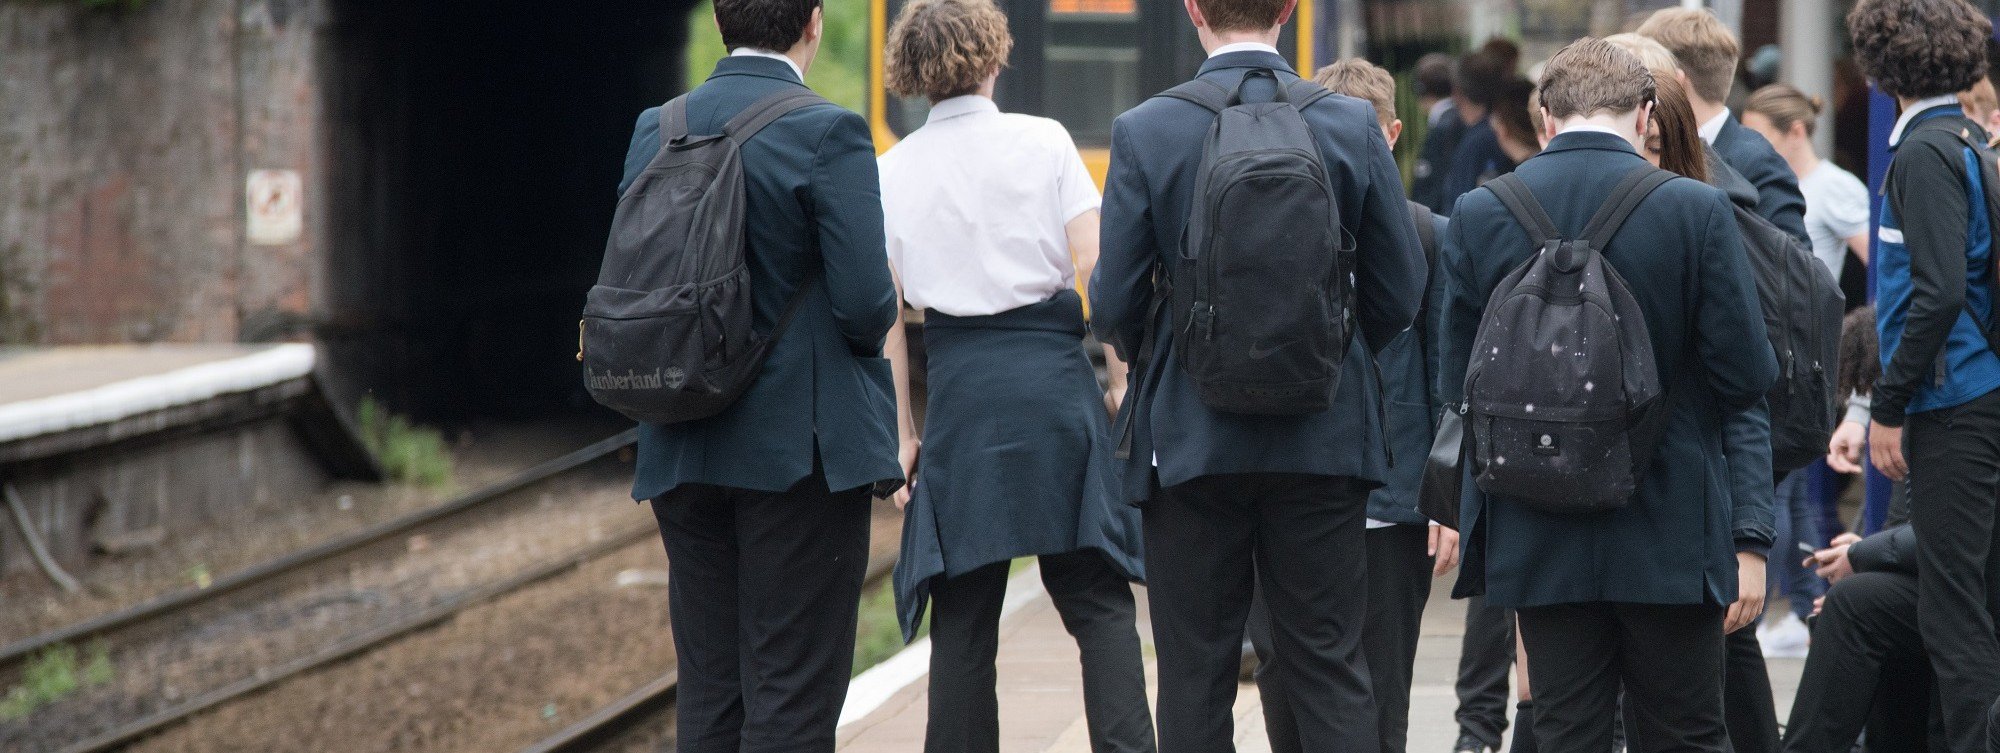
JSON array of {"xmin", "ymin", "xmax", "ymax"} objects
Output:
[{"xmin": 1247, "ymin": 342, "xmax": 1290, "ymax": 360}]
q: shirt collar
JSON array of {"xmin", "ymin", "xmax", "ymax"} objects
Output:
[
  {"xmin": 1209, "ymin": 41, "xmax": 1281, "ymax": 58},
  {"xmin": 1889, "ymin": 94, "xmax": 1966, "ymax": 147},
  {"xmin": 924, "ymin": 94, "xmax": 1000, "ymax": 125},
  {"xmin": 1698, "ymin": 108, "xmax": 1730, "ymax": 145},
  {"xmin": 1561, "ymin": 123, "xmax": 1623, "ymax": 137},
  {"xmin": 1429, "ymin": 98, "xmax": 1455, "ymax": 126},
  {"xmin": 729, "ymin": 47, "xmax": 804, "ymax": 83}
]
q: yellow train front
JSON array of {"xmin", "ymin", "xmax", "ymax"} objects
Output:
[{"xmin": 866, "ymin": 0, "xmax": 1320, "ymax": 186}]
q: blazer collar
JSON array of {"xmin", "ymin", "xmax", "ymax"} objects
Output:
[
  {"xmin": 1538, "ymin": 130, "xmax": 1642, "ymax": 157},
  {"xmin": 1197, "ymin": 50, "xmax": 1295, "ymax": 77},
  {"xmin": 707, "ymin": 55, "xmax": 805, "ymax": 85}
]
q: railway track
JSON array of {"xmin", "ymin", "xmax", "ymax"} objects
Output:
[
  {"xmin": 2, "ymin": 429, "xmax": 642, "ymax": 753},
  {"xmin": 518, "ymin": 547, "xmax": 903, "ymax": 753}
]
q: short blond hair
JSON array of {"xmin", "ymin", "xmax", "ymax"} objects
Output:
[
  {"xmin": 1603, "ymin": 32, "xmax": 1681, "ymax": 78},
  {"xmin": 884, "ymin": 0, "xmax": 1013, "ymax": 101},
  {"xmin": 1313, "ymin": 58, "xmax": 1397, "ymax": 128},
  {"xmin": 1636, "ymin": 8, "xmax": 1740, "ymax": 103},
  {"xmin": 1539, "ymin": 37, "xmax": 1657, "ymax": 121}
]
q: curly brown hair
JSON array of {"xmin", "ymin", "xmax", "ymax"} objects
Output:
[
  {"xmin": 1839, "ymin": 306, "xmax": 1881, "ymax": 398},
  {"xmin": 885, "ymin": 0, "xmax": 1013, "ymax": 102},
  {"xmin": 1848, "ymin": 0, "xmax": 1991, "ymax": 99}
]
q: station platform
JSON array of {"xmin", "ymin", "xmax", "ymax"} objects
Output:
[
  {"xmin": 836, "ymin": 566, "xmax": 1806, "ymax": 752},
  {"xmin": 0, "ymin": 343, "xmax": 378, "ymax": 579},
  {"xmin": 0, "ymin": 343, "xmax": 317, "ymax": 459}
]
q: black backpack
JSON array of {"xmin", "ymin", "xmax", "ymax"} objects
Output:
[
  {"xmin": 1153, "ymin": 71, "xmax": 1348, "ymax": 415},
  {"xmin": 1468, "ymin": 168, "xmax": 1673, "ymax": 514},
  {"xmin": 580, "ymin": 90, "xmax": 829, "ymax": 424},
  {"xmin": 1708, "ymin": 158, "xmax": 1845, "ymax": 474}
]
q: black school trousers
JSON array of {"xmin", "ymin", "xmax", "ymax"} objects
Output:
[
  {"xmin": 924, "ymin": 550, "xmax": 1155, "ymax": 753},
  {"xmin": 1517, "ymin": 601, "xmax": 1727, "ymax": 753},
  {"xmin": 1250, "ymin": 522, "xmax": 1434, "ymax": 753},
  {"xmin": 651, "ymin": 475, "xmax": 872, "ymax": 753},
  {"xmin": 1908, "ymin": 388, "xmax": 2000, "ymax": 753},
  {"xmin": 1456, "ymin": 594, "xmax": 1518, "ymax": 750},
  {"xmin": 1148, "ymin": 472, "xmax": 1377, "ymax": 753},
  {"xmin": 1781, "ymin": 571, "xmax": 1934, "ymax": 753}
]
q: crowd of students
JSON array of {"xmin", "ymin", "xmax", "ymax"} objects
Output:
[{"xmin": 604, "ymin": 0, "xmax": 2000, "ymax": 751}]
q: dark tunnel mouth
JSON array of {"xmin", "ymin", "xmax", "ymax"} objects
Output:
[{"xmin": 318, "ymin": 1, "xmax": 699, "ymax": 424}]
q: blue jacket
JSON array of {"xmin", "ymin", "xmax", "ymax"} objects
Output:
[
  {"xmin": 1091, "ymin": 50, "xmax": 1427, "ymax": 500},
  {"xmin": 618, "ymin": 57, "xmax": 902, "ymax": 499},
  {"xmin": 1412, "ymin": 104, "xmax": 1469, "ymax": 213},
  {"xmin": 1437, "ymin": 132, "xmax": 1777, "ymax": 608},
  {"xmin": 1369, "ymin": 204, "xmax": 1448, "ymax": 525},
  {"xmin": 1438, "ymin": 119, "xmax": 1513, "ymax": 217},
  {"xmin": 1874, "ymin": 104, "xmax": 2000, "ymax": 423},
  {"xmin": 1713, "ymin": 116, "xmax": 1810, "ymax": 245}
]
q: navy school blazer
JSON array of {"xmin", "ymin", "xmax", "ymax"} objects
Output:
[
  {"xmin": 617, "ymin": 56, "xmax": 902, "ymax": 501},
  {"xmin": 1091, "ymin": 50, "xmax": 1428, "ymax": 502},
  {"xmin": 1436, "ymin": 131, "xmax": 1777, "ymax": 609},
  {"xmin": 1714, "ymin": 116, "xmax": 1810, "ymax": 245}
]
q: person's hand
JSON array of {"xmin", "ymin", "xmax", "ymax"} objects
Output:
[
  {"xmin": 1725, "ymin": 551, "xmax": 1767, "ymax": 634},
  {"xmin": 1104, "ymin": 384, "xmax": 1127, "ymax": 419},
  {"xmin": 1429, "ymin": 523, "xmax": 1460, "ymax": 577},
  {"xmin": 893, "ymin": 437, "xmax": 920, "ymax": 510},
  {"xmin": 1870, "ymin": 421, "xmax": 1907, "ymax": 480},
  {"xmin": 1831, "ymin": 532, "xmax": 1862, "ymax": 548},
  {"xmin": 1827, "ymin": 420, "xmax": 1867, "ymax": 474},
  {"xmin": 1808, "ymin": 543, "xmax": 1856, "ymax": 584},
  {"xmin": 1812, "ymin": 595, "xmax": 1826, "ymax": 617}
]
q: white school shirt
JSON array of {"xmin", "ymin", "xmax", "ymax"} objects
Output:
[
  {"xmin": 1698, "ymin": 108, "xmax": 1731, "ymax": 145},
  {"xmin": 1799, "ymin": 160, "xmax": 1871, "ymax": 281},
  {"xmin": 878, "ymin": 95, "xmax": 1100, "ymax": 316}
]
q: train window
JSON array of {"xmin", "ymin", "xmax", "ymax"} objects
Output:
[{"xmin": 1044, "ymin": 0, "xmax": 1139, "ymax": 146}]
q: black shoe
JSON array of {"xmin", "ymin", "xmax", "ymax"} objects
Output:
[
  {"xmin": 1238, "ymin": 640, "xmax": 1259, "ymax": 681},
  {"xmin": 1454, "ymin": 733, "xmax": 1491, "ymax": 753}
]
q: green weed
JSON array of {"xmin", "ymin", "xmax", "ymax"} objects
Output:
[
  {"xmin": 356, "ymin": 397, "xmax": 454, "ymax": 489},
  {"xmin": 853, "ymin": 577, "xmax": 925, "ymax": 678},
  {"xmin": 0, "ymin": 642, "xmax": 113, "ymax": 721}
]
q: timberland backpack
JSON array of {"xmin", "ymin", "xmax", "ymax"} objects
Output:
[
  {"xmin": 1152, "ymin": 71, "xmax": 1349, "ymax": 415},
  {"xmin": 580, "ymin": 90, "xmax": 829, "ymax": 425},
  {"xmin": 1466, "ymin": 167, "xmax": 1673, "ymax": 514}
]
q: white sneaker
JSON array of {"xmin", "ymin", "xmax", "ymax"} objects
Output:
[{"xmin": 1759, "ymin": 612, "xmax": 1811, "ymax": 658}]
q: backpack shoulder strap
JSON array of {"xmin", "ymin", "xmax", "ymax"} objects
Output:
[
  {"xmin": 659, "ymin": 95, "xmax": 693, "ymax": 149},
  {"xmin": 1409, "ymin": 201, "xmax": 1439, "ymax": 269},
  {"xmin": 1288, "ymin": 80, "xmax": 1335, "ymax": 111},
  {"xmin": 1154, "ymin": 78, "xmax": 1232, "ymax": 114},
  {"xmin": 1915, "ymin": 118, "xmax": 2000, "ymax": 354},
  {"xmin": 724, "ymin": 89, "xmax": 832, "ymax": 143},
  {"xmin": 1483, "ymin": 173, "xmax": 1559, "ymax": 248},
  {"xmin": 1580, "ymin": 167, "xmax": 1676, "ymax": 250}
]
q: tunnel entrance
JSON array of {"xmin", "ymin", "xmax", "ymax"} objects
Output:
[{"xmin": 320, "ymin": 1, "xmax": 698, "ymax": 423}]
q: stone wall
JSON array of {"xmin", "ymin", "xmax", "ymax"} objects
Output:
[{"xmin": 0, "ymin": 0, "xmax": 325, "ymax": 346}]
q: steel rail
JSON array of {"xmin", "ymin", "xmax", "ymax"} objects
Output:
[
  {"xmin": 0, "ymin": 428, "xmax": 638, "ymax": 671},
  {"xmin": 61, "ymin": 524, "xmax": 659, "ymax": 753},
  {"xmin": 517, "ymin": 552, "xmax": 902, "ymax": 753}
]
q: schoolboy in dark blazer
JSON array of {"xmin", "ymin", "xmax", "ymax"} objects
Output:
[
  {"xmin": 615, "ymin": 2, "xmax": 900, "ymax": 750},
  {"xmin": 1091, "ymin": 3, "xmax": 1426, "ymax": 749},
  {"xmin": 1436, "ymin": 39, "xmax": 1776, "ymax": 752}
]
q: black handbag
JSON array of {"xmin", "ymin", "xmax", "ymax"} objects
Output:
[{"xmin": 1419, "ymin": 404, "xmax": 1467, "ymax": 530}]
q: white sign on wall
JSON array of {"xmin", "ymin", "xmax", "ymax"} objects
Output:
[{"xmin": 246, "ymin": 169, "xmax": 303, "ymax": 245}]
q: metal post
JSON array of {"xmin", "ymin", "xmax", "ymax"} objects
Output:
[
  {"xmin": 1781, "ymin": 0, "xmax": 1838, "ymax": 154},
  {"xmin": 1862, "ymin": 86, "xmax": 1896, "ymax": 534}
]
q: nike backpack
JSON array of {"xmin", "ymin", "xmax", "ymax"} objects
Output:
[
  {"xmin": 1154, "ymin": 70, "xmax": 1348, "ymax": 415},
  {"xmin": 1466, "ymin": 167, "xmax": 1673, "ymax": 513},
  {"xmin": 1719, "ymin": 173, "xmax": 1844, "ymax": 474},
  {"xmin": 580, "ymin": 89, "xmax": 830, "ymax": 425}
]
